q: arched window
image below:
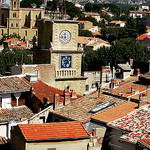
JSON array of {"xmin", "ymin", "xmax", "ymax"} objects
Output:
[
  {"xmin": 1, "ymin": 29, "xmax": 3, "ymax": 36},
  {"xmin": 13, "ymin": 13, "xmax": 16, "ymax": 18},
  {"xmin": 25, "ymin": 15, "xmax": 27, "ymax": 25},
  {"xmin": 11, "ymin": 23, "xmax": 13, "ymax": 27},
  {"xmin": 16, "ymin": 23, "xmax": 18, "ymax": 27},
  {"xmin": 14, "ymin": 1, "xmax": 16, "ymax": 8},
  {"xmin": 25, "ymin": 30, "xmax": 27, "ymax": 36}
]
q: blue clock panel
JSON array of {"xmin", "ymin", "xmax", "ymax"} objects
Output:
[{"xmin": 61, "ymin": 56, "xmax": 72, "ymax": 68}]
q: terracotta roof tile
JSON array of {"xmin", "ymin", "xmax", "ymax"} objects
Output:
[
  {"xmin": 0, "ymin": 106, "xmax": 34, "ymax": 122},
  {"xmin": 22, "ymin": 78, "xmax": 64, "ymax": 103},
  {"xmin": 92, "ymin": 102, "xmax": 138, "ymax": 123},
  {"xmin": 52, "ymin": 91, "xmax": 127, "ymax": 123},
  {"xmin": 136, "ymin": 35, "xmax": 150, "ymax": 40},
  {"xmin": 3, "ymin": 38, "xmax": 18, "ymax": 43},
  {"xmin": 108, "ymin": 105, "xmax": 150, "ymax": 144},
  {"xmin": 111, "ymin": 80, "xmax": 147, "ymax": 98},
  {"xmin": 139, "ymin": 139, "xmax": 150, "ymax": 148},
  {"xmin": 0, "ymin": 76, "xmax": 31, "ymax": 94},
  {"xmin": 18, "ymin": 121, "xmax": 90, "ymax": 140}
]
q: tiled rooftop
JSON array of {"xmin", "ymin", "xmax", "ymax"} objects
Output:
[
  {"xmin": 78, "ymin": 36, "xmax": 109, "ymax": 45},
  {"xmin": 22, "ymin": 78, "xmax": 82, "ymax": 104},
  {"xmin": 22, "ymin": 78, "xmax": 64, "ymax": 103},
  {"xmin": 91, "ymin": 101, "xmax": 138, "ymax": 123},
  {"xmin": 0, "ymin": 76, "xmax": 31, "ymax": 94},
  {"xmin": 18, "ymin": 121, "xmax": 90, "ymax": 141},
  {"xmin": 3, "ymin": 38, "xmax": 18, "ymax": 43},
  {"xmin": 139, "ymin": 139, "xmax": 150, "ymax": 148},
  {"xmin": 111, "ymin": 80, "xmax": 147, "ymax": 97},
  {"xmin": 136, "ymin": 34, "xmax": 150, "ymax": 40},
  {"xmin": 83, "ymin": 12, "xmax": 100, "ymax": 16},
  {"xmin": 0, "ymin": 105, "xmax": 34, "ymax": 122},
  {"xmin": 52, "ymin": 91, "xmax": 127, "ymax": 123},
  {"xmin": 108, "ymin": 105, "xmax": 150, "ymax": 144},
  {"xmin": 0, "ymin": 136, "xmax": 7, "ymax": 145}
]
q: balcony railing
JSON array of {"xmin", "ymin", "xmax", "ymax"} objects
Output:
[{"xmin": 56, "ymin": 69, "xmax": 77, "ymax": 78}]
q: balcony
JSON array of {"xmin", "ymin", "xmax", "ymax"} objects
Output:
[{"xmin": 56, "ymin": 69, "xmax": 77, "ymax": 78}]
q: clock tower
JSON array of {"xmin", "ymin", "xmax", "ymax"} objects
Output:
[{"xmin": 33, "ymin": 19, "xmax": 87, "ymax": 94}]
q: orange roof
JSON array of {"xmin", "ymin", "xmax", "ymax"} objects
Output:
[
  {"xmin": 77, "ymin": 20, "xmax": 88, "ymax": 23},
  {"xmin": 136, "ymin": 34, "xmax": 150, "ymax": 40},
  {"xmin": 3, "ymin": 38, "xmax": 18, "ymax": 43},
  {"xmin": 92, "ymin": 102, "xmax": 138, "ymax": 123},
  {"xmin": 139, "ymin": 139, "xmax": 150, "ymax": 148},
  {"xmin": 22, "ymin": 78, "xmax": 64, "ymax": 103},
  {"xmin": 18, "ymin": 121, "xmax": 90, "ymax": 141},
  {"xmin": 129, "ymin": 10, "xmax": 148, "ymax": 13},
  {"xmin": 18, "ymin": 42, "xmax": 25, "ymax": 46}
]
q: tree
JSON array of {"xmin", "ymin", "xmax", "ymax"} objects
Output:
[
  {"xmin": 79, "ymin": 30, "xmax": 93, "ymax": 37},
  {"xmin": 65, "ymin": 1, "xmax": 82, "ymax": 19},
  {"xmin": 0, "ymin": 48, "xmax": 33, "ymax": 75},
  {"xmin": 20, "ymin": 0, "xmax": 43, "ymax": 8},
  {"xmin": 82, "ymin": 38, "xmax": 150, "ymax": 71}
]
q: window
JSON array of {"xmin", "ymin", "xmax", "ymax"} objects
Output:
[
  {"xmin": 25, "ymin": 30, "xmax": 27, "ymax": 36},
  {"xmin": 1, "ymin": 29, "xmax": 3, "ymax": 36},
  {"xmin": 39, "ymin": 116, "xmax": 45, "ymax": 123},
  {"xmin": 36, "ymin": 15, "xmax": 37, "ymax": 20},
  {"xmin": 36, "ymin": 31, "xmax": 37, "ymax": 36},
  {"xmin": 11, "ymin": 23, "xmax": 13, "ymax": 27},
  {"xmin": 14, "ymin": 1, "xmax": 16, "ymax": 8},
  {"xmin": 16, "ymin": 23, "xmax": 18, "ymax": 27},
  {"xmin": 13, "ymin": 13, "xmax": 16, "ymax": 18}
]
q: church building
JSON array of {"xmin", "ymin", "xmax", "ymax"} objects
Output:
[{"xmin": 0, "ymin": 0, "xmax": 44, "ymax": 41}]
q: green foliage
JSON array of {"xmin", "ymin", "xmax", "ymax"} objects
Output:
[
  {"xmin": 0, "ymin": 48, "xmax": 33, "ymax": 75},
  {"xmin": 20, "ymin": 0, "xmax": 43, "ymax": 8},
  {"xmin": 84, "ymin": 3, "xmax": 120, "ymax": 16},
  {"xmin": 65, "ymin": 1, "xmax": 82, "ymax": 19},
  {"xmin": 82, "ymin": 38, "xmax": 150, "ymax": 71},
  {"xmin": 79, "ymin": 30, "xmax": 93, "ymax": 37},
  {"xmin": 47, "ymin": 1, "xmax": 53, "ymax": 8}
]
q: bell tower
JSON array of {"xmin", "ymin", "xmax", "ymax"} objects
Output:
[
  {"xmin": 33, "ymin": 19, "xmax": 87, "ymax": 94},
  {"xmin": 10, "ymin": 0, "xmax": 20, "ymax": 10}
]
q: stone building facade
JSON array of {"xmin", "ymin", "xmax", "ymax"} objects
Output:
[
  {"xmin": 0, "ymin": 0, "xmax": 44, "ymax": 41},
  {"xmin": 33, "ymin": 19, "xmax": 87, "ymax": 94}
]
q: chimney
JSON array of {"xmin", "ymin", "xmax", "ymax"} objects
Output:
[
  {"xmin": 53, "ymin": 94, "xmax": 60, "ymax": 110},
  {"xmin": 64, "ymin": 90, "xmax": 70, "ymax": 106},
  {"xmin": 71, "ymin": 90, "xmax": 77, "ymax": 98},
  {"xmin": 25, "ymin": 73, "xmax": 38, "ymax": 83},
  {"xmin": 147, "ymin": 88, "xmax": 150, "ymax": 103},
  {"xmin": 98, "ymin": 84, "xmax": 101, "ymax": 98},
  {"xmin": 129, "ymin": 58, "xmax": 133, "ymax": 67}
]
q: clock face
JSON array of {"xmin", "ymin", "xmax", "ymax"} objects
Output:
[
  {"xmin": 61, "ymin": 56, "xmax": 72, "ymax": 68},
  {"xmin": 59, "ymin": 30, "xmax": 71, "ymax": 44}
]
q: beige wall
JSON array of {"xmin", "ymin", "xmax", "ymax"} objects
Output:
[
  {"xmin": 11, "ymin": 64, "xmax": 56, "ymax": 87},
  {"xmin": 55, "ymin": 79, "xmax": 86, "ymax": 95},
  {"xmin": 26, "ymin": 139, "xmax": 89, "ymax": 150},
  {"xmin": 0, "ymin": 3, "xmax": 43, "ymax": 41},
  {"xmin": 38, "ymin": 20, "xmax": 78, "ymax": 51},
  {"xmin": 51, "ymin": 52, "xmax": 82, "ymax": 76}
]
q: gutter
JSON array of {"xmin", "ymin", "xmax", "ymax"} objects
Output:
[{"xmin": 26, "ymin": 136, "xmax": 90, "ymax": 142}]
